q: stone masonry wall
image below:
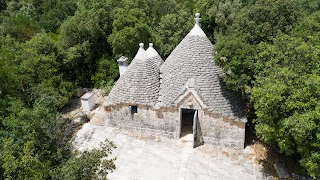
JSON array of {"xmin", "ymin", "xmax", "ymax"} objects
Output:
[
  {"xmin": 177, "ymin": 92, "xmax": 246, "ymax": 149},
  {"xmin": 104, "ymin": 92, "xmax": 245, "ymax": 149},
  {"xmin": 105, "ymin": 104, "xmax": 179, "ymax": 138},
  {"xmin": 200, "ymin": 112, "xmax": 245, "ymax": 148}
]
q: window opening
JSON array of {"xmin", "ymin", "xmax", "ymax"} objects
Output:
[{"xmin": 129, "ymin": 105, "xmax": 138, "ymax": 114}]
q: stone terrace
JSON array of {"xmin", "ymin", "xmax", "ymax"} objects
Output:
[{"xmin": 73, "ymin": 123, "xmax": 273, "ymax": 180}]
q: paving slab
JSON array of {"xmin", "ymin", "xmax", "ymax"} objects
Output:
[{"xmin": 72, "ymin": 123, "xmax": 271, "ymax": 179}]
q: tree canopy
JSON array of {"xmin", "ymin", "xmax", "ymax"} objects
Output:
[
  {"xmin": 215, "ymin": 0, "xmax": 320, "ymax": 177},
  {"xmin": 1, "ymin": 0, "xmax": 320, "ymax": 178}
]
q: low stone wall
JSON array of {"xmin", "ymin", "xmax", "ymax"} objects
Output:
[{"xmin": 105, "ymin": 104, "xmax": 179, "ymax": 139}]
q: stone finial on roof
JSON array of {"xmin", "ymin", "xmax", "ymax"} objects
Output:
[
  {"xmin": 133, "ymin": 43, "xmax": 149, "ymax": 60},
  {"xmin": 195, "ymin": 13, "xmax": 201, "ymax": 25},
  {"xmin": 187, "ymin": 12, "xmax": 206, "ymax": 37},
  {"xmin": 146, "ymin": 43, "xmax": 160, "ymax": 58}
]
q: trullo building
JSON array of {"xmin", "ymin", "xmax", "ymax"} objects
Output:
[{"xmin": 103, "ymin": 13, "xmax": 247, "ymax": 148}]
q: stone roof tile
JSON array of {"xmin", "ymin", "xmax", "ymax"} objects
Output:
[
  {"xmin": 106, "ymin": 45, "xmax": 160, "ymax": 106},
  {"xmin": 159, "ymin": 28, "xmax": 246, "ymax": 121},
  {"xmin": 105, "ymin": 13, "xmax": 246, "ymax": 122}
]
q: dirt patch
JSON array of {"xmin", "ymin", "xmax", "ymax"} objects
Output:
[
  {"xmin": 245, "ymin": 119, "xmax": 297, "ymax": 179},
  {"xmin": 222, "ymin": 151, "xmax": 230, "ymax": 157},
  {"xmin": 62, "ymin": 89, "xmax": 105, "ymax": 140},
  {"xmin": 252, "ymin": 142, "xmax": 297, "ymax": 179}
]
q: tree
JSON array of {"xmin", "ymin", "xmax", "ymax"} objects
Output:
[
  {"xmin": 38, "ymin": 0, "xmax": 77, "ymax": 32},
  {"xmin": 206, "ymin": 0, "xmax": 243, "ymax": 32},
  {"xmin": 215, "ymin": 0, "xmax": 303, "ymax": 91},
  {"xmin": 108, "ymin": 8, "xmax": 152, "ymax": 59},
  {"xmin": 1, "ymin": 13, "xmax": 41, "ymax": 41},
  {"xmin": 17, "ymin": 33, "xmax": 74, "ymax": 109},
  {"xmin": 92, "ymin": 56, "xmax": 118, "ymax": 88},
  {"xmin": 299, "ymin": 0, "xmax": 320, "ymax": 13},
  {"xmin": 0, "ymin": 1, "xmax": 41, "ymax": 41},
  {"xmin": 251, "ymin": 12, "xmax": 320, "ymax": 176},
  {"xmin": 153, "ymin": 10, "xmax": 193, "ymax": 58},
  {"xmin": 0, "ymin": 99, "xmax": 67, "ymax": 179},
  {"xmin": 58, "ymin": 140, "xmax": 116, "ymax": 180},
  {"xmin": 214, "ymin": 0, "xmax": 320, "ymax": 177},
  {"xmin": 0, "ymin": 35, "xmax": 20, "ymax": 117},
  {"xmin": 0, "ymin": 100, "xmax": 117, "ymax": 179},
  {"xmin": 59, "ymin": 8, "xmax": 112, "ymax": 87}
]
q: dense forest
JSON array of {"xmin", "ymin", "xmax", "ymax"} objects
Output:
[{"xmin": 1, "ymin": 0, "xmax": 320, "ymax": 178}]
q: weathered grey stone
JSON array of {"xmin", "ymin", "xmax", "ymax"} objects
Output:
[
  {"xmin": 102, "ymin": 13, "xmax": 247, "ymax": 149},
  {"xmin": 274, "ymin": 163, "xmax": 290, "ymax": 178}
]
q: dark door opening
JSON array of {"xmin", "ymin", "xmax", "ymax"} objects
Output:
[{"xmin": 180, "ymin": 108, "xmax": 196, "ymax": 138}]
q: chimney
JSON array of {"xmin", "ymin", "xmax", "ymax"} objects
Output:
[{"xmin": 117, "ymin": 56, "xmax": 128, "ymax": 76}]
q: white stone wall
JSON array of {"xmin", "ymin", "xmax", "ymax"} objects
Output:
[
  {"xmin": 105, "ymin": 105, "xmax": 179, "ymax": 138},
  {"xmin": 176, "ymin": 92, "xmax": 245, "ymax": 148},
  {"xmin": 104, "ymin": 92, "xmax": 246, "ymax": 148},
  {"xmin": 199, "ymin": 112, "xmax": 245, "ymax": 148}
]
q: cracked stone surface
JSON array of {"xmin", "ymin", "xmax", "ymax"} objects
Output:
[{"xmin": 73, "ymin": 123, "xmax": 272, "ymax": 180}]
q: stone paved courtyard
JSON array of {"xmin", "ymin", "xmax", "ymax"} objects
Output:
[{"xmin": 73, "ymin": 123, "xmax": 273, "ymax": 180}]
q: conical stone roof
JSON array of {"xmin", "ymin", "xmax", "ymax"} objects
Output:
[
  {"xmin": 106, "ymin": 44, "xmax": 160, "ymax": 106},
  {"xmin": 159, "ymin": 13, "xmax": 246, "ymax": 121},
  {"xmin": 146, "ymin": 43, "xmax": 164, "ymax": 67}
]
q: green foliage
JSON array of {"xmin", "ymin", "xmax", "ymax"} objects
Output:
[
  {"xmin": 59, "ymin": 7, "xmax": 113, "ymax": 87},
  {"xmin": 38, "ymin": 0, "xmax": 77, "ymax": 32},
  {"xmin": 1, "ymin": 14, "xmax": 41, "ymax": 41},
  {"xmin": 60, "ymin": 10, "xmax": 106, "ymax": 48},
  {"xmin": 0, "ymin": 100, "xmax": 68, "ymax": 179},
  {"xmin": 1, "ymin": 138, "xmax": 51, "ymax": 180},
  {"xmin": 206, "ymin": 0, "xmax": 243, "ymax": 31},
  {"xmin": 2, "ymin": 0, "xmax": 320, "ymax": 178},
  {"xmin": 299, "ymin": 0, "xmax": 320, "ymax": 13},
  {"xmin": 16, "ymin": 33, "xmax": 74, "ymax": 108},
  {"xmin": 251, "ymin": 13, "xmax": 320, "ymax": 177},
  {"xmin": 108, "ymin": 8, "xmax": 152, "ymax": 59},
  {"xmin": 0, "ymin": 36, "xmax": 20, "ymax": 116},
  {"xmin": 215, "ymin": 0, "xmax": 320, "ymax": 177},
  {"xmin": 215, "ymin": 0, "xmax": 303, "ymax": 91},
  {"xmin": 1, "ymin": 100, "xmax": 116, "ymax": 179},
  {"xmin": 92, "ymin": 56, "xmax": 118, "ymax": 88},
  {"xmin": 59, "ymin": 140, "xmax": 116, "ymax": 180},
  {"xmin": 154, "ymin": 10, "xmax": 193, "ymax": 57}
]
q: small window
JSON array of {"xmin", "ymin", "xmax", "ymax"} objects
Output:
[{"xmin": 129, "ymin": 105, "xmax": 138, "ymax": 114}]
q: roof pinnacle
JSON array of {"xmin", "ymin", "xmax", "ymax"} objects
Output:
[
  {"xmin": 133, "ymin": 43, "xmax": 149, "ymax": 60},
  {"xmin": 146, "ymin": 42, "xmax": 160, "ymax": 58},
  {"xmin": 187, "ymin": 12, "xmax": 206, "ymax": 37},
  {"xmin": 195, "ymin": 13, "xmax": 201, "ymax": 25}
]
